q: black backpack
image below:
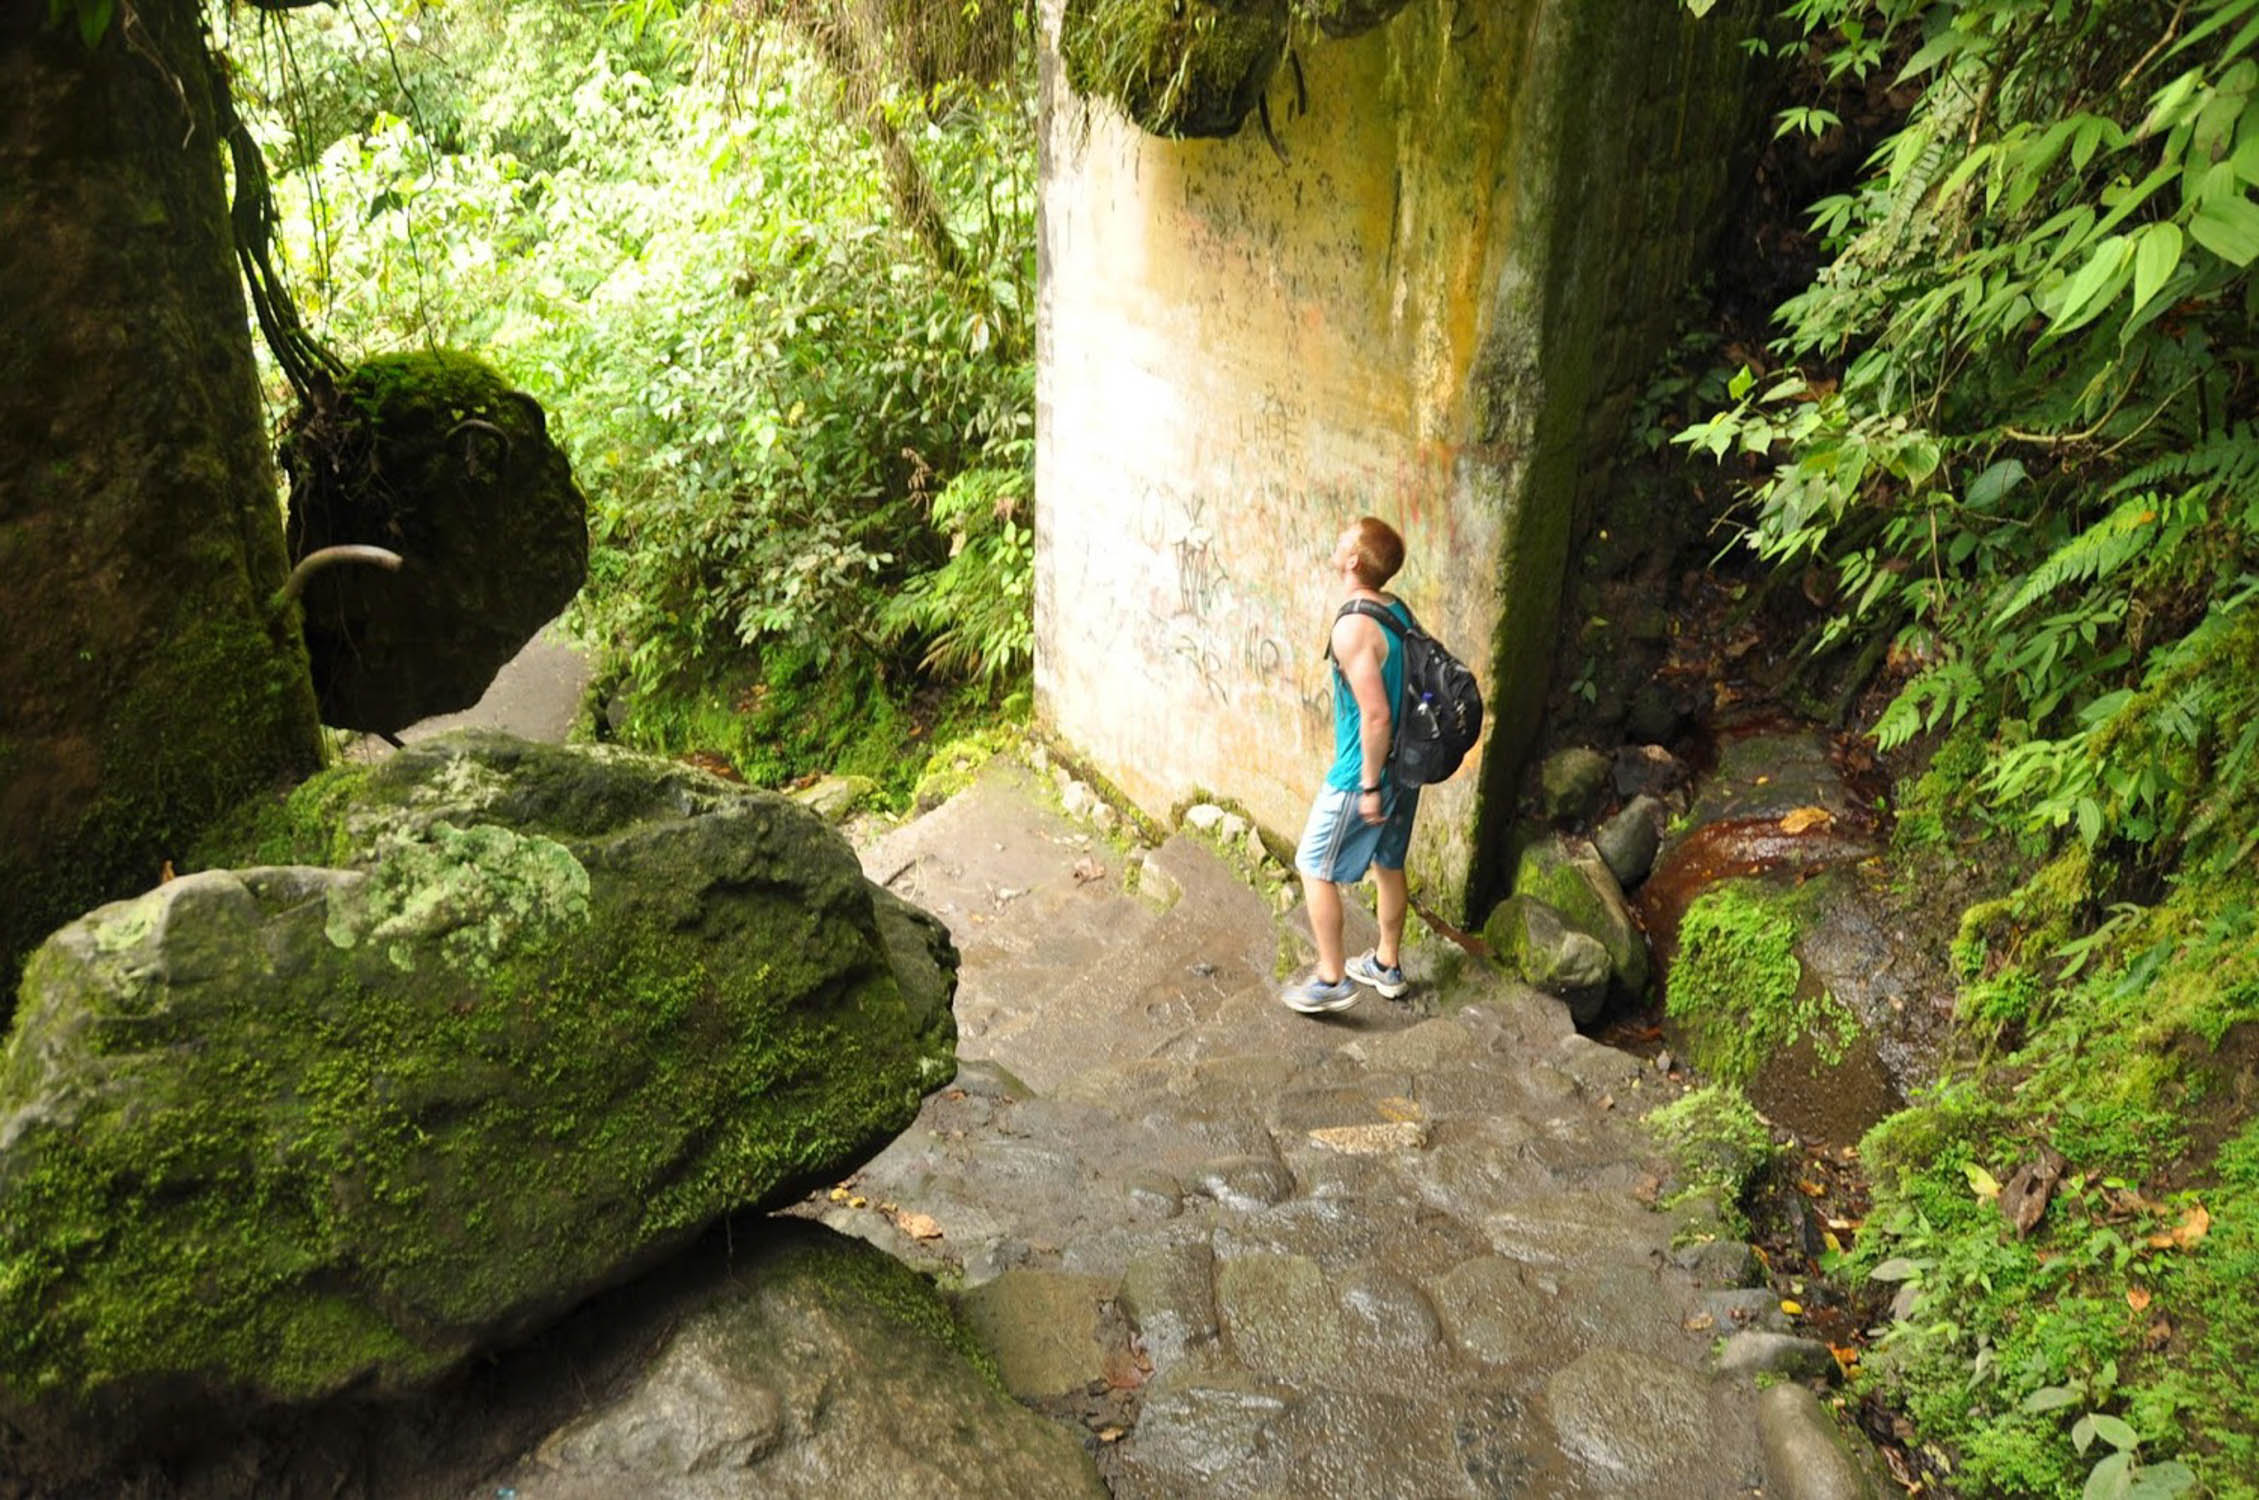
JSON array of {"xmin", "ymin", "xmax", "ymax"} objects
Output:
[{"xmin": 1334, "ymin": 600, "xmax": 1485, "ymax": 789}]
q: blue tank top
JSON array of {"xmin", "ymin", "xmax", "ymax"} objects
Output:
[{"xmin": 1327, "ymin": 600, "xmax": 1410, "ymax": 792}]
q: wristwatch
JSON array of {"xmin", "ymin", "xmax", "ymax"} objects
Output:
[{"xmin": 1360, "ymin": 784, "xmax": 1381, "ymax": 795}]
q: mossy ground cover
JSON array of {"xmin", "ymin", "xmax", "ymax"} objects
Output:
[
  {"xmin": 1646, "ymin": 1083, "xmax": 1778, "ymax": 1237},
  {"xmin": 1839, "ymin": 866, "xmax": 2259, "ymax": 1498},
  {"xmin": 603, "ymin": 642, "xmax": 1026, "ymax": 811},
  {"xmin": 1665, "ymin": 878, "xmax": 1861, "ymax": 1086}
]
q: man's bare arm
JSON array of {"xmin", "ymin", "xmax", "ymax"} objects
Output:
[{"xmin": 1332, "ymin": 614, "xmax": 1392, "ymax": 792}]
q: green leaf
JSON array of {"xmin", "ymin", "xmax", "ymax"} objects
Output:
[
  {"xmin": 2023, "ymin": 1385, "xmax": 2083, "ymax": 1414},
  {"xmin": 2132, "ymin": 223, "xmax": 2184, "ymax": 314},
  {"xmin": 1871, "ymin": 1257, "xmax": 1924, "ymax": 1281},
  {"xmin": 2075, "ymin": 1413, "xmax": 2099, "ymax": 1454},
  {"xmin": 2085, "ymin": 1450, "xmax": 2134, "ymax": 1500},
  {"xmin": 76, "ymin": 0, "xmax": 113, "ymax": 47},
  {"xmin": 1728, "ymin": 365, "xmax": 1755, "ymax": 401},
  {"xmin": 2191, "ymin": 191, "xmax": 2259, "ymax": 265},
  {"xmin": 2051, "ymin": 235, "xmax": 2133, "ymax": 330},
  {"xmin": 2089, "ymin": 1414, "xmax": 2140, "ymax": 1452},
  {"xmin": 1967, "ymin": 458, "xmax": 2027, "ymax": 509}
]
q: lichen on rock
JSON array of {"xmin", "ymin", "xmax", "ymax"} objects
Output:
[
  {"xmin": 1060, "ymin": 0, "xmax": 1287, "ymax": 139},
  {"xmin": 0, "ymin": 732, "xmax": 957, "ymax": 1469}
]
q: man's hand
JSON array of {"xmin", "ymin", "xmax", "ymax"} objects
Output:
[{"xmin": 1358, "ymin": 788, "xmax": 1385, "ymax": 825}]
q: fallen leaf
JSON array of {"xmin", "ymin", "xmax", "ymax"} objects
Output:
[
  {"xmin": 1096, "ymin": 1427, "xmax": 1126, "ymax": 1444},
  {"xmin": 1964, "ymin": 1163, "xmax": 2003, "ymax": 1201},
  {"xmin": 1780, "ymin": 1299, "xmax": 1804, "ymax": 1317},
  {"xmin": 1830, "ymin": 1344, "xmax": 1862, "ymax": 1375},
  {"xmin": 1779, "ymin": 806, "xmax": 1835, "ymax": 835},
  {"xmin": 1683, "ymin": 1313, "xmax": 1716, "ymax": 1332},
  {"xmin": 159, "ymin": 860, "xmax": 176, "ymax": 884},
  {"xmin": 1072, "ymin": 857, "xmax": 1106, "ymax": 885},
  {"xmin": 828, "ymin": 1187, "xmax": 850, "ymax": 1203},
  {"xmin": 1823, "ymin": 1231, "xmax": 1845, "ymax": 1255},
  {"xmin": 2126, "ymin": 1286, "xmax": 2152, "ymax": 1312},
  {"xmin": 895, "ymin": 1210, "xmax": 943, "ymax": 1240},
  {"xmin": 2173, "ymin": 1203, "xmax": 2211, "ymax": 1249},
  {"xmin": 1998, "ymin": 1147, "xmax": 2069, "ymax": 1239},
  {"xmin": 1798, "ymin": 1179, "xmax": 1827, "ymax": 1197},
  {"xmin": 848, "ymin": 1195, "xmax": 868, "ymax": 1210}
]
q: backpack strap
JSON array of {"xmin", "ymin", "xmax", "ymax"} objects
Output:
[
  {"xmin": 1327, "ymin": 600, "xmax": 1411, "ymax": 738},
  {"xmin": 1326, "ymin": 599, "xmax": 1406, "ymax": 661}
]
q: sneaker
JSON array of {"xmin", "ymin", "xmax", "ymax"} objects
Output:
[
  {"xmin": 1346, "ymin": 950, "xmax": 1408, "ymax": 999},
  {"xmin": 1281, "ymin": 972, "xmax": 1359, "ymax": 1014}
]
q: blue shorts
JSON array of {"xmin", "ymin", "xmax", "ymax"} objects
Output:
[{"xmin": 1295, "ymin": 783, "xmax": 1419, "ymax": 883}]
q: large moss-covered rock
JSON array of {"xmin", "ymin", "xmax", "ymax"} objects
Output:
[
  {"xmin": 281, "ymin": 351, "xmax": 587, "ymax": 735},
  {"xmin": 1514, "ymin": 836, "xmax": 1650, "ymax": 996},
  {"xmin": 1483, "ymin": 894, "xmax": 1610, "ymax": 1026},
  {"xmin": 0, "ymin": 733, "xmax": 955, "ymax": 1462}
]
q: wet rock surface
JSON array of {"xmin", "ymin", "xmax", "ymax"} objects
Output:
[{"xmin": 820, "ymin": 758, "xmax": 1794, "ymax": 1496}]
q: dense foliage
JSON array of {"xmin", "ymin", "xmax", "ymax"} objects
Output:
[
  {"xmin": 1679, "ymin": 2, "xmax": 2259, "ymax": 1494},
  {"xmin": 228, "ymin": 0, "xmax": 1037, "ymax": 795}
]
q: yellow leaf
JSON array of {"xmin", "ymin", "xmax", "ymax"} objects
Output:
[
  {"xmin": 1965, "ymin": 1163, "xmax": 2003, "ymax": 1200},
  {"xmin": 849, "ymin": 1195, "xmax": 868, "ymax": 1209},
  {"xmin": 2127, "ymin": 1286, "xmax": 2153, "ymax": 1312},
  {"xmin": 1823, "ymin": 1231, "xmax": 1845, "ymax": 1255},
  {"xmin": 1780, "ymin": 1300, "xmax": 1804, "ymax": 1317},
  {"xmin": 2173, "ymin": 1203, "xmax": 2211, "ymax": 1249},
  {"xmin": 1780, "ymin": 806, "xmax": 1835, "ymax": 834}
]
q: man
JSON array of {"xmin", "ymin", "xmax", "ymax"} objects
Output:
[{"xmin": 1282, "ymin": 516, "xmax": 1417, "ymax": 1014}]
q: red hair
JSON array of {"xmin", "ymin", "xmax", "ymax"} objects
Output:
[{"xmin": 1345, "ymin": 516, "xmax": 1404, "ymax": 588}]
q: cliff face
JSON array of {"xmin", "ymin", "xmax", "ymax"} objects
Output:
[{"xmin": 1034, "ymin": 0, "xmax": 1762, "ymax": 919}]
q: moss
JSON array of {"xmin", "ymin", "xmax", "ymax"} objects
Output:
[
  {"xmin": 764, "ymin": 1229, "xmax": 1005, "ymax": 1392},
  {"xmin": 0, "ymin": 742, "xmax": 949, "ymax": 1432},
  {"xmin": 605, "ymin": 645, "xmax": 1013, "ymax": 812},
  {"xmin": 1645, "ymin": 1083, "xmax": 1776, "ymax": 1236},
  {"xmin": 339, "ymin": 349, "xmax": 508, "ymax": 434},
  {"xmin": 2, "ymin": 589, "xmax": 323, "ymax": 1018},
  {"xmin": 1666, "ymin": 878, "xmax": 1859, "ymax": 1086},
  {"xmin": 1059, "ymin": 0, "xmax": 1286, "ymax": 139}
]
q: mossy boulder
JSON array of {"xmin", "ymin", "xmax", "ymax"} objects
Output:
[
  {"xmin": 1060, "ymin": 0, "xmax": 1287, "ymax": 139},
  {"xmin": 0, "ymin": 732, "xmax": 955, "ymax": 1464},
  {"xmin": 1482, "ymin": 894, "xmax": 1609, "ymax": 1026},
  {"xmin": 280, "ymin": 351, "xmax": 588, "ymax": 735},
  {"xmin": 1513, "ymin": 836, "xmax": 1650, "ymax": 996}
]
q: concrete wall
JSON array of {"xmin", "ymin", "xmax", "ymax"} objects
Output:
[{"xmin": 1035, "ymin": 0, "xmax": 1758, "ymax": 921}]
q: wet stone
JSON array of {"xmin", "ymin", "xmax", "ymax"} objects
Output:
[
  {"xmin": 1431, "ymin": 1256, "xmax": 1545, "ymax": 1367},
  {"xmin": 1121, "ymin": 1240, "xmax": 1219, "ymax": 1369},
  {"xmin": 1194, "ymin": 1153, "xmax": 1297, "ymax": 1210},
  {"xmin": 1717, "ymin": 1331, "xmax": 1838, "ymax": 1381},
  {"xmin": 1545, "ymin": 1347, "xmax": 1717, "ymax": 1484},
  {"xmin": 956, "ymin": 1268, "xmax": 1116, "ymax": 1400},
  {"xmin": 1703, "ymin": 1288, "xmax": 1790, "ymax": 1333},
  {"xmin": 1758, "ymin": 1382, "xmax": 1885, "ymax": 1500},
  {"xmin": 1124, "ymin": 1169, "xmax": 1185, "ymax": 1219},
  {"xmin": 1345, "ymin": 1016, "xmax": 1478, "ymax": 1075},
  {"xmin": 1335, "ymin": 1264, "xmax": 1445, "ymax": 1358},
  {"xmin": 1671, "ymin": 1236, "xmax": 1763, "ymax": 1287},
  {"xmin": 1216, "ymin": 1253, "xmax": 1348, "ymax": 1383},
  {"xmin": 1117, "ymin": 1371, "xmax": 1295, "ymax": 1495}
]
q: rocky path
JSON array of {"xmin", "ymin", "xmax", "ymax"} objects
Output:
[{"xmin": 808, "ymin": 755, "xmax": 1867, "ymax": 1499}]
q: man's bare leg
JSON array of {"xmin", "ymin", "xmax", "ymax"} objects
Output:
[
  {"xmin": 1302, "ymin": 872, "xmax": 1345, "ymax": 982},
  {"xmin": 1373, "ymin": 865, "xmax": 1408, "ymax": 970}
]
